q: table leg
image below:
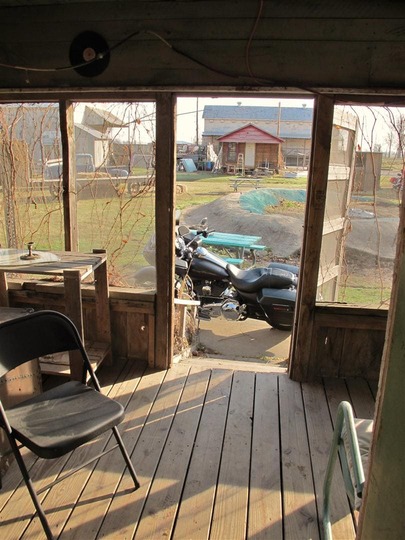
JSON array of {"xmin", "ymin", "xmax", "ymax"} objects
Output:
[
  {"xmin": 63, "ymin": 269, "xmax": 83, "ymax": 381},
  {"xmin": 249, "ymin": 248, "xmax": 257, "ymax": 266},
  {"xmin": 93, "ymin": 249, "xmax": 112, "ymax": 364}
]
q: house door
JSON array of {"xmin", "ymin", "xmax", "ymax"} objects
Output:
[{"xmin": 245, "ymin": 143, "xmax": 255, "ymax": 168}]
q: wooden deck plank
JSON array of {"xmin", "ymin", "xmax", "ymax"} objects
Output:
[
  {"xmin": 323, "ymin": 377, "xmax": 352, "ymax": 421},
  {"xmin": 248, "ymin": 372, "xmax": 283, "ymax": 539},
  {"xmin": 173, "ymin": 369, "xmax": 233, "ymax": 540},
  {"xmin": 134, "ymin": 367, "xmax": 211, "ymax": 539},
  {"xmin": 96, "ymin": 364, "xmax": 191, "ymax": 539},
  {"xmin": 0, "ymin": 361, "xmax": 377, "ymax": 540},
  {"xmin": 302, "ymin": 382, "xmax": 355, "ymax": 540},
  {"xmin": 279, "ymin": 376, "xmax": 320, "ymax": 540},
  {"xmin": 210, "ymin": 371, "xmax": 255, "ymax": 540},
  {"xmin": 345, "ymin": 378, "xmax": 376, "ymax": 419}
]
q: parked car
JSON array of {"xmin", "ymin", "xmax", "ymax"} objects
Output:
[
  {"xmin": 102, "ymin": 166, "xmax": 129, "ymax": 178},
  {"xmin": 44, "ymin": 153, "xmax": 95, "ymax": 179}
]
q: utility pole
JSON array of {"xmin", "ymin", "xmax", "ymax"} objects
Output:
[
  {"xmin": 196, "ymin": 97, "xmax": 199, "ymax": 145},
  {"xmin": 277, "ymin": 101, "xmax": 281, "ymax": 137}
]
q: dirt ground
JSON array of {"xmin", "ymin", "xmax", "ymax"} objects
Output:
[
  {"xmin": 181, "ymin": 191, "xmax": 400, "ymax": 268},
  {"xmin": 182, "ymin": 192, "xmax": 303, "ymax": 261},
  {"xmin": 180, "ymin": 189, "xmax": 399, "ymax": 363}
]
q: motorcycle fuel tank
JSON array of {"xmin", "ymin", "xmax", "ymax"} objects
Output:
[{"xmin": 189, "ymin": 247, "xmax": 229, "ymax": 280}]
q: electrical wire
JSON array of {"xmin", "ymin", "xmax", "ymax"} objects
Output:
[
  {"xmin": 245, "ymin": 0, "xmax": 266, "ymax": 82},
  {"xmin": 0, "ymin": 20, "xmax": 314, "ymax": 93}
]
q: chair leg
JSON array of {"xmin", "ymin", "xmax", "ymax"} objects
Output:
[
  {"xmin": 7, "ymin": 437, "xmax": 54, "ymax": 540},
  {"xmin": 112, "ymin": 426, "xmax": 140, "ymax": 489}
]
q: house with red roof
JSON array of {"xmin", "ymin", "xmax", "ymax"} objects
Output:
[
  {"xmin": 217, "ymin": 123, "xmax": 284, "ymax": 174},
  {"xmin": 203, "ymin": 104, "xmax": 313, "ymax": 169}
]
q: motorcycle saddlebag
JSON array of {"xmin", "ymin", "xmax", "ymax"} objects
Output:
[{"xmin": 257, "ymin": 287, "xmax": 296, "ymax": 327}]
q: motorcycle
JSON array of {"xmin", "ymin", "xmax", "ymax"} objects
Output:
[{"xmin": 174, "ymin": 223, "xmax": 298, "ymax": 330}]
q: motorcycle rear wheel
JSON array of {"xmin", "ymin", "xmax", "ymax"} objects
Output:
[{"xmin": 267, "ymin": 319, "xmax": 293, "ymax": 331}]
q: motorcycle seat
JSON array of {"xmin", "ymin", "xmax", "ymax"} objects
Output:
[{"xmin": 227, "ymin": 265, "xmax": 298, "ymax": 293}]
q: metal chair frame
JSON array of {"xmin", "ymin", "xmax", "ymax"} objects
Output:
[
  {"xmin": 0, "ymin": 310, "xmax": 140, "ymax": 540},
  {"xmin": 322, "ymin": 401, "xmax": 371, "ymax": 540}
]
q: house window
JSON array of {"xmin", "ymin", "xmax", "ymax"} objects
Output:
[{"xmin": 227, "ymin": 142, "xmax": 237, "ymax": 162}]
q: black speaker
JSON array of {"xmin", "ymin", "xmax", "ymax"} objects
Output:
[{"xmin": 69, "ymin": 31, "xmax": 110, "ymax": 77}]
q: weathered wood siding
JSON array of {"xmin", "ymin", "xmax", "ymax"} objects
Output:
[
  {"xmin": 7, "ymin": 282, "xmax": 156, "ymax": 366},
  {"xmin": 0, "ymin": 2, "xmax": 404, "ymax": 94},
  {"xmin": 309, "ymin": 305, "xmax": 387, "ymax": 380}
]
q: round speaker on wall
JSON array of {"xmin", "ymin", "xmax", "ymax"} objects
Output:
[{"xmin": 69, "ymin": 31, "xmax": 110, "ymax": 77}]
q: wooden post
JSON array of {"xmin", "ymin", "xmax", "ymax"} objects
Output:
[
  {"xmin": 154, "ymin": 94, "xmax": 176, "ymax": 369},
  {"xmin": 357, "ymin": 188, "xmax": 405, "ymax": 539},
  {"xmin": 59, "ymin": 100, "xmax": 78, "ymax": 252},
  {"xmin": 289, "ymin": 95, "xmax": 334, "ymax": 382}
]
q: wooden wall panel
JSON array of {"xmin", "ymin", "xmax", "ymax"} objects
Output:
[
  {"xmin": 8, "ymin": 284, "xmax": 155, "ymax": 366},
  {"xmin": 110, "ymin": 309, "xmax": 128, "ymax": 359},
  {"xmin": 307, "ymin": 304, "xmax": 388, "ymax": 380},
  {"xmin": 315, "ymin": 326, "xmax": 345, "ymax": 378},
  {"xmin": 0, "ymin": 2, "xmax": 405, "ymax": 93},
  {"xmin": 339, "ymin": 328, "xmax": 385, "ymax": 379},
  {"xmin": 126, "ymin": 312, "xmax": 150, "ymax": 361},
  {"xmin": 314, "ymin": 325, "xmax": 386, "ymax": 380}
]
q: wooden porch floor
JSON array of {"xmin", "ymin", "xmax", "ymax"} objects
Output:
[{"xmin": 0, "ymin": 359, "xmax": 376, "ymax": 540}]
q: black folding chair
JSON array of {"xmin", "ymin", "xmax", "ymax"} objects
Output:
[{"xmin": 0, "ymin": 310, "xmax": 140, "ymax": 540}]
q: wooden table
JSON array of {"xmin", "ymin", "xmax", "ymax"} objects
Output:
[
  {"xmin": 231, "ymin": 176, "xmax": 262, "ymax": 191},
  {"xmin": 196, "ymin": 231, "xmax": 267, "ymax": 264},
  {"xmin": 0, "ymin": 249, "xmax": 111, "ymax": 380}
]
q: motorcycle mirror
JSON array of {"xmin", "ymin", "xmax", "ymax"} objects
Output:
[{"xmin": 177, "ymin": 225, "xmax": 190, "ymax": 236}]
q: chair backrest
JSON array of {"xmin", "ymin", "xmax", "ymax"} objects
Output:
[{"xmin": 0, "ymin": 310, "xmax": 84, "ymax": 379}]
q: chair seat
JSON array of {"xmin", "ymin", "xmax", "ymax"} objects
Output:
[{"xmin": 6, "ymin": 381, "xmax": 125, "ymax": 459}]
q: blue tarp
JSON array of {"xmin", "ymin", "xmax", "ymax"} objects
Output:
[
  {"xmin": 179, "ymin": 158, "xmax": 197, "ymax": 172},
  {"xmin": 240, "ymin": 188, "xmax": 307, "ymax": 214}
]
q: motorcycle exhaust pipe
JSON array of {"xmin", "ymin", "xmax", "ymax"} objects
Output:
[
  {"xmin": 198, "ymin": 299, "xmax": 244, "ymax": 322},
  {"xmin": 198, "ymin": 302, "xmax": 223, "ymax": 319}
]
